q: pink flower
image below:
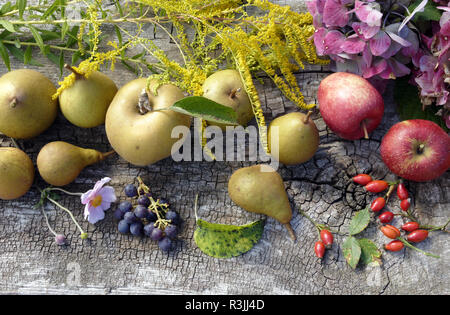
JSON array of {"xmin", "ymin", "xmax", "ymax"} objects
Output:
[
  {"xmin": 81, "ymin": 177, "xmax": 116, "ymax": 224},
  {"xmin": 322, "ymin": 0, "xmax": 351, "ymax": 27},
  {"xmin": 351, "ymin": 0, "xmax": 383, "ymax": 27}
]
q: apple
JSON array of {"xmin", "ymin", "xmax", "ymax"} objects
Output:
[
  {"xmin": 105, "ymin": 78, "xmax": 191, "ymax": 166},
  {"xmin": 317, "ymin": 72, "xmax": 384, "ymax": 140},
  {"xmin": 380, "ymin": 119, "xmax": 450, "ymax": 182}
]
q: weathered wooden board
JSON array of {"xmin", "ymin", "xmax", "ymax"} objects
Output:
[{"xmin": 0, "ymin": 1, "xmax": 448, "ymax": 295}]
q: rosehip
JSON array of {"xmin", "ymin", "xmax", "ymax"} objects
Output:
[
  {"xmin": 314, "ymin": 241, "xmax": 326, "ymax": 258},
  {"xmin": 320, "ymin": 229, "xmax": 333, "ymax": 248},
  {"xmin": 352, "ymin": 174, "xmax": 372, "ymax": 186},
  {"xmin": 406, "ymin": 229, "xmax": 428, "ymax": 243},
  {"xmin": 379, "ymin": 211, "xmax": 394, "ymax": 223},
  {"xmin": 370, "ymin": 197, "xmax": 385, "ymax": 212},
  {"xmin": 396, "ymin": 183, "xmax": 408, "ymax": 200},
  {"xmin": 401, "ymin": 221, "xmax": 420, "ymax": 232},
  {"xmin": 365, "ymin": 180, "xmax": 389, "ymax": 193},
  {"xmin": 380, "ymin": 224, "xmax": 400, "ymax": 239},
  {"xmin": 400, "ymin": 198, "xmax": 411, "ymax": 211},
  {"xmin": 385, "ymin": 240, "xmax": 404, "ymax": 252}
]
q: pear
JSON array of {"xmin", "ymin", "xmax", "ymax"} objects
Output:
[
  {"xmin": 37, "ymin": 141, "xmax": 114, "ymax": 186},
  {"xmin": 228, "ymin": 164, "xmax": 296, "ymax": 240},
  {"xmin": 105, "ymin": 78, "xmax": 191, "ymax": 166},
  {"xmin": 202, "ymin": 69, "xmax": 253, "ymax": 129},
  {"xmin": 268, "ymin": 111, "xmax": 319, "ymax": 165},
  {"xmin": 59, "ymin": 65, "xmax": 118, "ymax": 128},
  {"xmin": 0, "ymin": 69, "xmax": 58, "ymax": 139},
  {"xmin": 0, "ymin": 147, "xmax": 35, "ymax": 200}
]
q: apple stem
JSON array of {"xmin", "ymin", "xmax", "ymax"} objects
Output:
[
  {"xmin": 417, "ymin": 143, "xmax": 425, "ymax": 154},
  {"xmin": 361, "ymin": 120, "xmax": 369, "ymax": 139},
  {"xmin": 303, "ymin": 110, "xmax": 313, "ymax": 124},
  {"xmin": 229, "ymin": 87, "xmax": 241, "ymax": 99},
  {"xmin": 64, "ymin": 64, "xmax": 84, "ymax": 80},
  {"xmin": 137, "ymin": 88, "xmax": 153, "ymax": 114}
]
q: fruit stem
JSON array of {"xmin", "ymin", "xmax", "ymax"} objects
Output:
[
  {"xmin": 284, "ymin": 223, "xmax": 296, "ymax": 241},
  {"xmin": 396, "ymin": 236, "xmax": 440, "ymax": 258},
  {"xmin": 229, "ymin": 88, "xmax": 241, "ymax": 99},
  {"xmin": 64, "ymin": 64, "xmax": 85, "ymax": 80},
  {"xmin": 303, "ymin": 111, "xmax": 313, "ymax": 124},
  {"xmin": 47, "ymin": 187, "xmax": 83, "ymax": 197},
  {"xmin": 9, "ymin": 98, "xmax": 17, "ymax": 108},
  {"xmin": 361, "ymin": 120, "xmax": 369, "ymax": 139},
  {"xmin": 102, "ymin": 150, "xmax": 116, "ymax": 159},
  {"xmin": 384, "ymin": 183, "xmax": 396, "ymax": 203},
  {"xmin": 39, "ymin": 205, "xmax": 58, "ymax": 237},
  {"xmin": 417, "ymin": 143, "xmax": 425, "ymax": 154}
]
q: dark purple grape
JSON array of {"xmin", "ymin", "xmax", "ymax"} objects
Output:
[
  {"xmin": 158, "ymin": 237, "xmax": 172, "ymax": 251},
  {"xmin": 147, "ymin": 210, "xmax": 157, "ymax": 222},
  {"xmin": 144, "ymin": 223, "xmax": 155, "ymax": 237},
  {"xmin": 137, "ymin": 195, "xmax": 150, "ymax": 207},
  {"xmin": 134, "ymin": 205, "xmax": 148, "ymax": 219},
  {"xmin": 130, "ymin": 221, "xmax": 143, "ymax": 236},
  {"xmin": 118, "ymin": 220, "xmax": 130, "ymax": 234},
  {"xmin": 165, "ymin": 210, "xmax": 180, "ymax": 225},
  {"xmin": 113, "ymin": 209, "xmax": 125, "ymax": 220},
  {"xmin": 150, "ymin": 227, "xmax": 163, "ymax": 241},
  {"xmin": 164, "ymin": 225, "xmax": 178, "ymax": 239},
  {"xmin": 124, "ymin": 184, "xmax": 138, "ymax": 198},
  {"xmin": 123, "ymin": 211, "xmax": 137, "ymax": 224},
  {"xmin": 118, "ymin": 201, "xmax": 132, "ymax": 213}
]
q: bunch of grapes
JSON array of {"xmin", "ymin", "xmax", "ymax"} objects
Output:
[{"xmin": 113, "ymin": 178, "xmax": 181, "ymax": 252}]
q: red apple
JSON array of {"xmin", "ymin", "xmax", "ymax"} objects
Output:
[
  {"xmin": 318, "ymin": 72, "xmax": 384, "ymax": 140},
  {"xmin": 380, "ymin": 119, "xmax": 450, "ymax": 182}
]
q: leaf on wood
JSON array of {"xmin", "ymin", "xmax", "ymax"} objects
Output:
[
  {"xmin": 28, "ymin": 25, "xmax": 45, "ymax": 54},
  {"xmin": 394, "ymin": 76, "xmax": 449, "ymax": 132},
  {"xmin": 342, "ymin": 236, "xmax": 361, "ymax": 269},
  {"xmin": 358, "ymin": 238, "xmax": 382, "ymax": 267},
  {"xmin": 17, "ymin": 0, "xmax": 26, "ymax": 19},
  {"xmin": 0, "ymin": 20, "xmax": 15, "ymax": 33},
  {"xmin": 0, "ymin": 40, "xmax": 10, "ymax": 70},
  {"xmin": 194, "ymin": 219, "xmax": 265, "ymax": 259},
  {"xmin": 170, "ymin": 96, "xmax": 239, "ymax": 125},
  {"xmin": 349, "ymin": 207, "xmax": 371, "ymax": 236}
]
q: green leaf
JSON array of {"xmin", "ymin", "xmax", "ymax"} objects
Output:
[
  {"xmin": 358, "ymin": 238, "xmax": 382, "ymax": 266},
  {"xmin": 409, "ymin": 0, "xmax": 442, "ymax": 22},
  {"xmin": 342, "ymin": 236, "xmax": 361, "ymax": 269},
  {"xmin": 0, "ymin": 20, "xmax": 15, "ymax": 33},
  {"xmin": 349, "ymin": 207, "xmax": 371, "ymax": 236},
  {"xmin": 194, "ymin": 219, "xmax": 265, "ymax": 259},
  {"xmin": 0, "ymin": 40, "xmax": 10, "ymax": 70},
  {"xmin": 58, "ymin": 51, "xmax": 64, "ymax": 78},
  {"xmin": 17, "ymin": 0, "xmax": 26, "ymax": 19},
  {"xmin": 42, "ymin": 0, "xmax": 60, "ymax": 19},
  {"xmin": 170, "ymin": 96, "xmax": 239, "ymax": 125},
  {"xmin": 0, "ymin": 2, "xmax": 13, "ymax": 16},
  {"xmin": 394, "ymin": 76, "xmax": 449, "ymax": 132},
  {"xmin": 28, "ymin": 25, "xmax": 45, "ymax": 54}
]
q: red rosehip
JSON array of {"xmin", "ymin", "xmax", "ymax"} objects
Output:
[
  {"xmin": 352, "ymin": 174, "xmax": 372, "ymax": 186},
  {"xmin": 396, "ymin": 183, "xmax": 409, "ymax": 200},
  {"xmin": 320, "ymin": 229, "xmax": 333, "ymax": 248},
  {"xmin": 401, "ymin": 221, "xmax": 420, "ymax": 232},
  {"xmin": 314, "ymin": 241, "xmax": 326, "ymax": 258},
  {"xmin": 365, "ymin": 180, "xmax": 389, "ymax": 193},
  {"xmin": 379, "ymin": 211, "xmax": 394, "ymax": 223},
  {"xmin": 380, "ymin": 224, "xmax": 401, "ymax": 239},
  {"xmin": 406, "ymin": 230, "xmax": 429, "ymax": 243},
  {"xmin": 370, "ymin": 197, "xmax": 386, "ymax": 212},
  {"xmin": 400, "ymin": 198, "xmax": 411, "ymax": 211},
  {"xmin": 385, "ymin": 240, "xmax": 404, "ymax": 252}
]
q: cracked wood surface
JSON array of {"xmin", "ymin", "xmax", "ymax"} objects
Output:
[{"xmin": 0, "ymin": 1, "xmax": 449, "ymax": 295}]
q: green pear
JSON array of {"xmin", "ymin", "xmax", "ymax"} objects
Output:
[
  {"xmin": 59, "ymin": 65, "xmax": 118, "ymax": 128},
  {"xmin": 105, "ymin": 78, "xmax": 191, "ymax": 166},
  {"xmin": 0, "ymin": 69, "xmax": 58, "ymax": 139},
  {"xmin": 268, "ymin": 111, "xmax": 319, "ymax": 165},
  {"xmin": 228, "ymin": 164, "xmax": 296, "ymax": 240},
  {"xmin": 37, "ymin": 141, "xmax": 114, "ymax": 186},
  {"xmin": 0, "ymin": 147, "xmax": 35, "ymax": 200},
  {"xmin": 202, "ymin": 69, "xmax": 253, "ymax": 129}
]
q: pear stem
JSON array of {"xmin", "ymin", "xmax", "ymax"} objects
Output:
[
  {"xmin": 284, "ymin": 223, "xmax": 296, "ymax": 241},
  {"xmin": 102, "ymin": 150, "xmax": 116, "ymax": 159},
  {"xmin": 9, "ymin": 98, "xmax": 17, "ymax": 108},
  {"xmin": 303, "ymin": 110, "xmax": 313, "ymax": 124},
  {"xmin": 361, "ymin": 120, "xmax": 369, "ymax": 139},
  {"xmin": 229, "ymin": 88, "xmax": 241, "ymax": 99},
  {"xmin": 64, "ymin": 64, "xmax": 85, "ymax": 80}
]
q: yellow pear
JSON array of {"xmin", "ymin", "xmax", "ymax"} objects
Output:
[
  {"xmin": 202, "ymin": 69, "xmax": 253, "ymax": 129},
  {"xmin": 0, "ymin": 69, "xmax": 57, "ymax": 139},
  {"xmin": 268, "ymin": 111, "xmax": 319, "ymax": 165},
  {"xmin": 59, "ymin": 65, "xmax": 118, "ymax": 128},
  {"xmin": 0, "ymin": 147, "xmax": 35, "ymax": 200},
  {"xmin": 228, "ymin": 164, "xmax": 296, "ymax": 240},
  {"xmin": 105, "ymin": 78, "xmax": 191, "ymax": 166},
  {"xmin": 37, "ymin": 141, "xmax": 114, "ymax": 186}
]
